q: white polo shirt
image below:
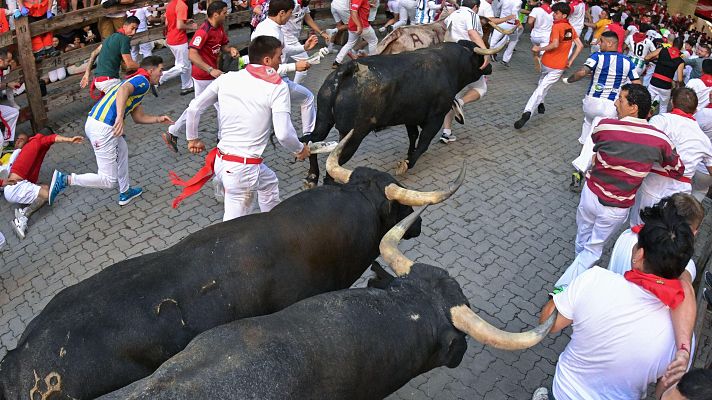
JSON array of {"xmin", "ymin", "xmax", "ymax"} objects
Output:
[
  {"xmin": 552, "ymin": 267, "xmax": 676, "ymax": 400},
  {"xmin": 640, "ymin": 112, "xmax": 712, "ymax": 196},
  {"xmin": 478, "ymin": 0, "xmax": 494, "ymax": 19},
  {"xmin": 252, "ymin": 18, "xmax": 305, "ymax": 74},
  {"xmin": 569, "ymin": 2, "xmax": 586, "ymax": 31},
  {"xmin": 687, "ymin": 77, "xmax": 712, "ymax": 112},
  {"xmin": 445, "ymin": 7, "xmax": 482, "ymax": 41},
  {"xmin": 608, "ymin": 228, "xmax": 696, "ymax": 281},
  {"xmin": 282, "ymin": 0, "xmax": 310, "ymax": 44},
  {"xmin": 529, "ymin": 6, "xmax": 553, "ymax": 38},
  {"xmin": 497, "ymin": 0, "xmax": 519, "ymax": 23},
  {"xmin": 185, "ymin": 67, "xmax": 303, "ymax": 158}
]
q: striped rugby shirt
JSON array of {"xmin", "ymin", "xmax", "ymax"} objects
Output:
[
  {"xmin": 583, "ymin": 52, "xmax": 639, "ymax": 101},
  {"xmin": 88, "ymin": 75, "xmax": 151, "ymax": 126},
  {"xmin": 585, "ymin": 116, "xmax": 684, "ymax": 208},
  {"xmin": 625, "ymin": 33, "xmax": 656, "ymax": 71}
]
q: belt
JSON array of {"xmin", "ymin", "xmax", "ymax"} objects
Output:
[
  {"xmin": 89, "ymin": 76, "xmax": 114, "ymax": 101},
  {"xmin": 652, "ymin": 73, "xmax": 673, "ymax": 83},
  {"xmin": 217, "ymin": 149, "xmax": 262, "ymax": 164},
  {"xmin": 651, "ymin": 169, "xmax": 692, "ymax": 183}
]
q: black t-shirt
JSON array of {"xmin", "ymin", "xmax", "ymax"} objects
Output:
[{"xmin": 651, "ymin": 47, "xmax": 684, "ymax": 89}]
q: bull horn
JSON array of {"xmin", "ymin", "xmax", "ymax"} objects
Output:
[
  {"xmin": 325, "ymin": 130, "xmax": 355, "ymax": 184},
  {"xmin": 378, "ymin": 205, "xmax": 427, "ymax": 276},
  {"xmin": 450, "ymin": 304, "xmax": 556, "ymax": 350},
  {"xmin": 473, "ymin": 40, "xmax": 508, "ymax": 55},
  {"xmin": 488, "ymin": 20, "xmax": 516, "ymax": 35},
  {"xmin": 384, "ymin": 162, "xmax": 466, "ymax": 206}
]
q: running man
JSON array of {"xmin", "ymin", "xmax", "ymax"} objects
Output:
[{"xmin": 50, "ymin": 56, "xmax": 173, "ymax": 206}]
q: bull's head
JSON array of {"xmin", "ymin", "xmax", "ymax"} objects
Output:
[
  {"xmin": 379, "ymin": 207, "xmax": 557, "ymax": 352},
  {"xmin": 326, "ymin": 132, "xmax": 465, "ymax": 239},
  {"xmin": 455, "ymin": 39, "xmax": 508, "ymax": 78}
]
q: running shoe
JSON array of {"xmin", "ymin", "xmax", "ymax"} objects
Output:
[
  {"xmin": 162, "ymin": 131, "xmax": 179, "ymax": 153},
  {"xmin": 569, "ymin": 171, "xmax": 582, "ymax": 192},
  {"xmin": 514, "ymin": 112, "xmax": 531, "ymax": 129},
  {"xmin": 532, "ymin": 388, "xmax": 549, "ymax": 400},
  {"xmin": 48, "ymin": 170, "xmax": 68, "ymax": 206},
  {"xmin": 12, "ymin": 216, "xmax": 27, "ymax": 240},
  {"xmin": 118, "ymin": 187, "xmax": 143, "ymax": 206},
  {"xmin": 440, "ymin": 133, "xmax": 457, "ymax": 143},
  {"xmin": 451, "ymin": 98, "xmax": 465, "ymax": 124},
  {"xmin": 537, "ymin": 103, "xmax": 545, "ymax": 114}
]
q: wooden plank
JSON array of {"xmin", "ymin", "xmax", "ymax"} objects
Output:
[
  {"xmin": 0, "ymin": 30, "xmax": 15, "ymax": 48},
  {"xmin": 14, "ymin": 17, "xmax": 47, "ymax": 131}
]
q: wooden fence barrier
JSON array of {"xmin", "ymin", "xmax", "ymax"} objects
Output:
[{"xmin": 1, "ymin": 0, "xmax": 332, "ymax": 131}]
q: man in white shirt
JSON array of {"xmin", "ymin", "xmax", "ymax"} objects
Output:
[
  {"xmin": 282, "ymin": 0, "xmax": 330, "ymax": 84},
  {"xmin": 126, "ymin": 6, "xmax": 155, "ymax": 60},
  {"xmin": 532, "ymin": 200, "xmax": 695, "ymax": 400},
  {"xmin": 584, "ymin": 2, "xmax": 602, "ymax": 43},
  {"xmin": 527, "ymin": 0, "xmax": 552, "ymax": 72},
  {"xmin": 174, "ymin": 36, "xmax": 310, "ymax": 221},
  {"xmin": 252, "ymin": 0, "xmax": 318, "ymax": 136},
  {"xmin": 439, "ymin": 0, "xmax": 492, "ymax": 143},
  {"xmin": 625, "ymin": 30, "xmax": 657, "ymax": 76},
  {"xmin": 630, "ymin": 88, "xmax": 712, "ymax": 226},
  {"xmin": 488, "ymin": 0, "xmax": 521, "ymax": 66},
  {"xmin": 567, "ymin": 0, "xmax": 586, "ymax": 54},
  {"xmin": 326, "ymin": 0, "xmax": 351, "ymax": 52},
  {"xmin": 686, "ymin": 59, "xmax": 712, "ymax": 137}
]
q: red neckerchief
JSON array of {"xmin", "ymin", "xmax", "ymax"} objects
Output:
[
  {"xmin": 668, "ymin": 47, "xmax": 681, "ymax": 59},
  {"xmin": 245, "ymin": 64, "xmax": 282, "ymax": 84},
  {"xmin": 125, "ymin": 67, "xmax": 151, "ymax": 81},
  {"xmin": 670, "ymin": 108, "xmax": 696, "ymax": 120},
  {"xmin": 631, "ymin": 224, "xmax": 644, "ymax": 234},
  {"xmin": 701, "ymin": 73, "xmax": 712, "ymax": 87},
  {"xmin": 632, "ymin": 32, "xmax": 646, "ymax": 44},
  {"xmin": 569, "ymin": 0, "xmax": 581, "ymax": 7},
  {"xmin": 116, "ymin": 27, "xmax": 127, "ymax": 36},
  {"xmin": 624, "ymin": 269, "xmax": 685, "ymax": 309},
  {"xmin": 541, "ymin": 3, "xmax": 551, "ymax": 13}
]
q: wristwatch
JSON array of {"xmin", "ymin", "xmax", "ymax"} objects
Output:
[{"xmin": 207, "ymin": 67, "xmax": 214, "ymax": 73}]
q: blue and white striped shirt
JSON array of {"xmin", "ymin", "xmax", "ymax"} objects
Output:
[{"xmin": 584, "ymin": 52, "xmax": 639, "ymax": 101}]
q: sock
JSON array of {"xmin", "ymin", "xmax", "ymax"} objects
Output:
[{"xmin": 443, "ymin": 129, "xmax": 452, "ymax": 136}]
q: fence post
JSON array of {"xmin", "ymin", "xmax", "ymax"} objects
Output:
[{"xmin": 14, "ymin": 17, "xmax": 47, "ymax": 131}]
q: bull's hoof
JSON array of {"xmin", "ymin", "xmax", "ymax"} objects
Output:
[
  {"xmin": 302, "ymin": 174, "xmax": 319, "ymax": 190},
  {"xmin": 395, "ymin": 160, "xmax": 409, "ymax": 176}
]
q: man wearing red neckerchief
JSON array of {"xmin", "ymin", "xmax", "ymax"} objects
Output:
[
  {"xmin": 645, "ymin": 36, "xmax": 686, "ymax": 114},
  {"xmin": 171, "ymin": 36, "xmax": 310, "ymax": 221},
  {"xmin": 49, "ymin": 56, "xmax": 174, "ymax": 207},
  {"xmin": 631, "ymin": 88, "xmax": 712, "ymax": 226},
  {"xmin": 685, "ymin": 59, "xmax": 712, "ymax": 138},
  {"xmin": 532, "ymin": 200, "xmax": 695, "ymax": 400}
]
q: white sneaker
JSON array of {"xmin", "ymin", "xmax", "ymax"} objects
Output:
[
  {"xmin": 379, "ymin": 26, "xmax": 387, "ymax": 32},
  {"xmin": 325, "ymin": 28, "xmax": 337, "ymax": 36},
  {"xmin": 0, "ymin": 231, "xmax": 6, "ymax": 251},
  {"xmin": 440, "ymin": 133, "xmax": 457, "ymax": 143},
  {"xmin": 14, "ymin": 207, "xmax": 26, "ymax": 221},
  {"xmin": 532, "ymin": 387, "xmax": 549, "ymax": 400},
  {"xmin": 12, "ymin": 216, "xmax": 27, "ymax": 240}
]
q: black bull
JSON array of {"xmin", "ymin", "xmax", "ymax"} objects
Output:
[
  {"xmin": 0, "ymin": 164, "xmax": 465, "ymax": 400},
  {"xmin": 302, "ymin": 41, "xmax": 500, "ymax": 186},
  {"xmin": 98, "ymin": 208, "xmax": 556, "ymax": 400}
]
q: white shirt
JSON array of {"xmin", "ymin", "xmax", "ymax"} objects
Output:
[
  {"xmin": 590, "ymin": 5, "xmax": 602, "ymax": 23},
  {"xmin": 647, "ymin": 29, "xmax": 662, "ymax": 41},
  {"xmin": 252, "ymin": 18, "xmax": 304, "ymax": 74},
  {"xmin": 687, "ymin": 77, "xmax": 712, "ymax": 112},
  {"xmin": 282, "ymin": 0, "xmax": 310, "ymax": 43},
  {"xmin": 552, "ymin": 267, "xmax": 676, "ymax": 400},
  {"xmin": 478, "ymin": 0, "xmax": 494, "ymax": 19},
  {"xmin": 445, "ymin": 7, "xmax": 482, "ymax": 41},
  {"xmin": 497, "ymin": 0, "xmax": 519, "ymax": 24},
  {"xmin": 642, "ymin": 113, "xmax": 712, "ymax": 195},
  {"xmin": 529, "ymin": 7, "xmax": 552, "ymax": 38},
  {"xmin": 185, "ymin": 68, "xmax": 304, "ymax": 157},
  {"xmin": 126, "ymin": 6, "xmax": 151, "ymax": 33},
  {"xmin": 608, "ymin": 229, "xmax": 697, "ymax": 280},
  {"xmin": 569, "ymin": 2, "xmax": 585, "ymax": 30}
]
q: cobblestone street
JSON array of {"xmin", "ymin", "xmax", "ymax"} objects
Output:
[{"xmin": 1, "ymin": 23, "xmax": 709, "ymax": 399}]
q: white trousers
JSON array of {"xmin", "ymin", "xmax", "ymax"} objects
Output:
[
  {"xmin": 72, "ymin": 118, "xmax": 130, "ymax": 194},
  {"xmin": 284, "ymin": 77, "xmax": 316, "ymax": 134},
  {"xmin": 489, "ymin": 22, "xmax": 520, "ymax": 63},
  {"xmin": 580, "ymin": 96, "xmax": 616, "ymax": 144},
  {"xmin": 94, "ymin": 77, "xmax": 121, "ymax": 94},
  {"xmin": 4, "ymin": 180, "xmax": 40, "ymax": 205},
  {"xmin": 131, "ymin": 41, "xmax": 154, "ymax": 60},
  {"xmin": 335, "ymin": 27, "xmax": 378, "ymax": 64},
  {"xmin": 695, "ymin": 107, "xmax": 712, "ymax": 139},
  {"xmin": 524, "ymin": 66, "xmax": 563, "ymax": 113},
  {"xmin": 161, "ymin": 43, "xmax": 193, "ymax": 90},
  {"xmin": 331, "ymin": 7, "xmax": 350, "ymax": 24},
  {"xmin": 169, "ymin": 78, "xmax": 218, "ymax": 137},
  {"xmin": 555, "ymin": 184, "xmax": 629, "ymax": 288},
  {"xmin": 215, "ymin": 157, "xmax": 280, "ymax": 221},
  {"xmin": 286, "ymin": 39, "xmax": 309, "ymax": 85},
  {"xmin": 648, "ymin": 84, "xmax": 671, "ymax": 115},
  {"xmin": 392, "ymin": 0, "xmax": 417, "ymax": 28},
  {"xmin": 0, "ymin": 104, "xmax": 19, "ymax": 144},
  {"xmin": 48, "ymin": 67, "xmax": 67, "ymax": 82}
]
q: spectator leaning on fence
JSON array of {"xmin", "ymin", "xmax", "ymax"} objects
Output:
[
  {"xmin": 99, "ymin": 0, "xmax": 135, "ymax": 40},
  {"xmin": 15, "ymin": 0, "xmax": 59, "ymax": 61}
]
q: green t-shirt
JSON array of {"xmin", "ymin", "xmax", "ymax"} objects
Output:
[{"xmin": 94, "ymin": 32, "xmax": 131, "ymax": 79}]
